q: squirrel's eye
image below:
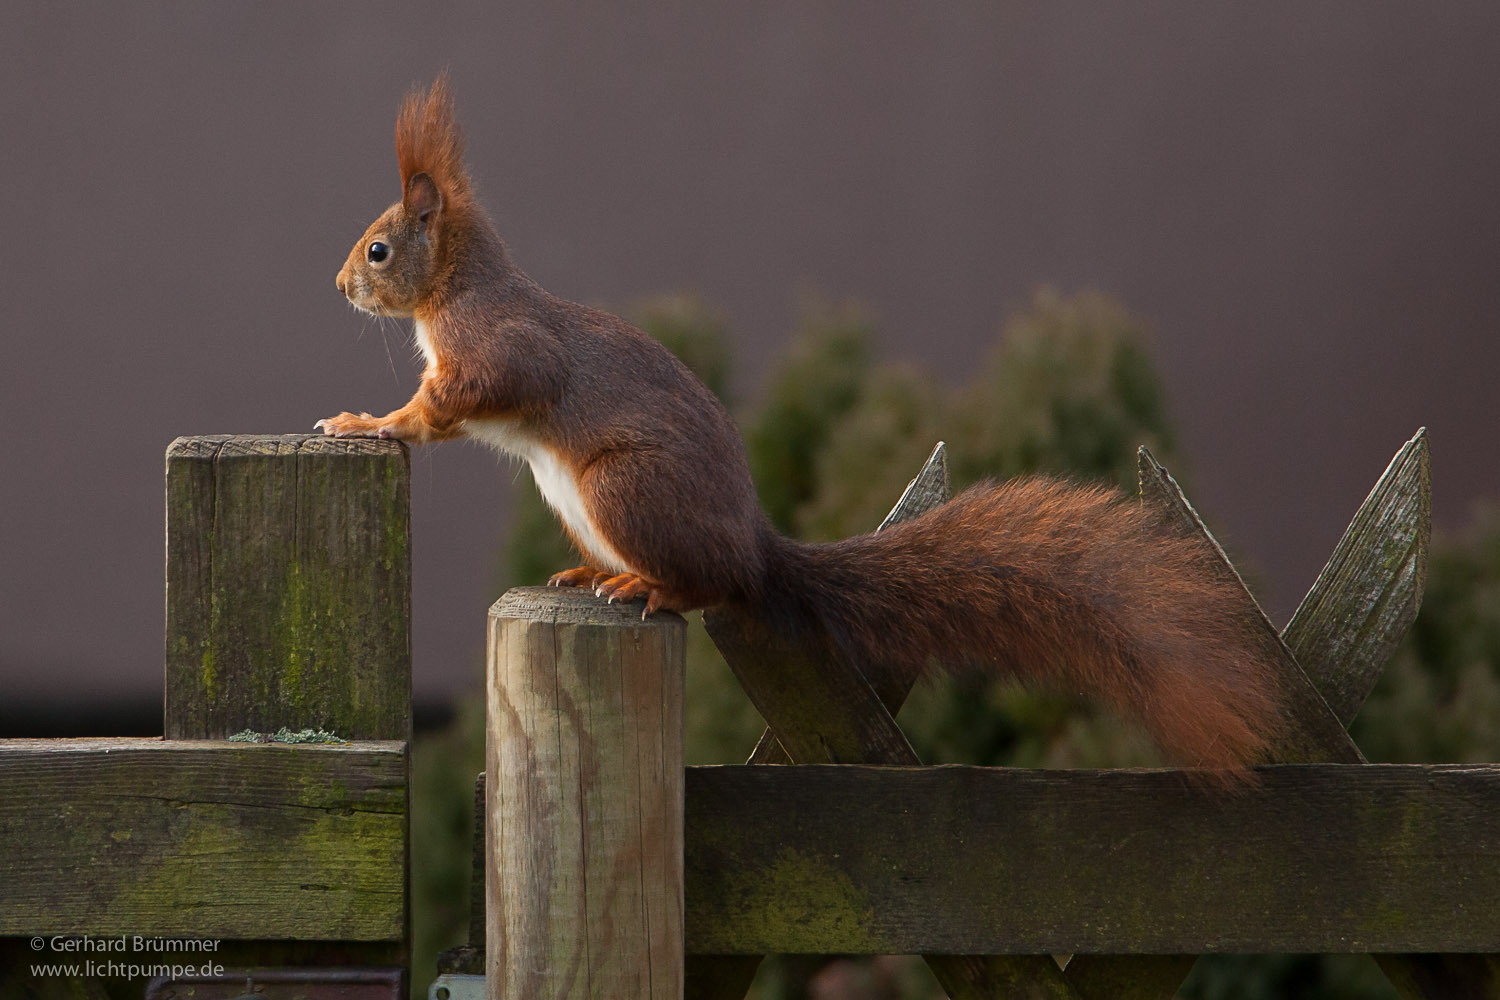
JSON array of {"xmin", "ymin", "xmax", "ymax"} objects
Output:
[{"xmin": 367, "ymin": 241, "xmax": 391, "ymax": 264}]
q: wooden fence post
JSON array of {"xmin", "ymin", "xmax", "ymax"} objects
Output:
[
  {"xmin": 164, "ymin": 434, "xmax": 412, "ymax": 741},
  {"xmin": 486, "ymin": 587, "xmax": 685, "ymax": 1000}
]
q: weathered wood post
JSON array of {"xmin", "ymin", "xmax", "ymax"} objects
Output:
[
  {"xmin": 486, "ymin": 587, "xmax": 685, "ymax": 1000},
  {"xmin": 164, "ymin": 433, "xmax": 412, "ymax": 741}
]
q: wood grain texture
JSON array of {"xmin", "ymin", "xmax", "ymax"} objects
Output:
[
  {"xmin": 876, "ymin": 440, "xmax": 952, "ymax": 532},
  {"xmin": 1284, "ymin": 428, "xmax": 1430, "ymax": 726},
  {"xmin": 164, "ymin": 434, "xmax": 412, "ymax": 741},
  {"xmin": 487, "ymin": 587, "xmax": 685, "ymax": 1000},
  {"xmin": 685, "ymin": 763, "xmax": 1500, "ymax": 955},
  {"xmin": 0, "ymin": 738, "xmax": 406, "ymax": 940}
]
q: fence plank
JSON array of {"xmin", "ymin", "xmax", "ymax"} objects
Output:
[
  {"xmin": 1284, "ymin": 428, "xmax": 1431, "ymax": 726},
  {"xmin": 0, "ymin": 738, "xmax": 406, "ymax": 940},
  {"xmin": 1274, "ymin": 430, "xmax": 1462, "ymax": 1000},
  {"xmin": 164, "ymin": 434, "xmax": 411, "ymax": 741},
  {"xmin": 684, "ymin": 763, "xmax": 1500, "ymax": 956}
]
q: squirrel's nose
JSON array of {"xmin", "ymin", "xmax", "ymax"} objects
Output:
[{"xmin": 335, "ymin": 270, "xmax": 347, "ymax": 295}]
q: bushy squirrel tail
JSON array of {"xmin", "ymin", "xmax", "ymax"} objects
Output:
[{"xmin": 758, "ymin": 476, "xmax": 1283, "ymax": 781}]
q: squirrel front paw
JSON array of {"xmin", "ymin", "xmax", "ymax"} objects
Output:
[{"xmin": 315, "ymin": 412, "xmax": 391, "ymax": 438}]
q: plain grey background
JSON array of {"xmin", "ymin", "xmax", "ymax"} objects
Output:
[{"xmin": 2, "ymin": 4, "xmax": 1496, "ymax": 712}]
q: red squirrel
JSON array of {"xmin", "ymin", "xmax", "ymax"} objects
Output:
[{"xmin": 318, "ymin": 77, "xmax": 1283, "ymax": 777}]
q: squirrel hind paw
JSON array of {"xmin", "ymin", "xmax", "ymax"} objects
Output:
[
  {"xmin": 591, "ymin": 573, "xmax": 685, "ymax": 618},
  {"xmin": 548, "ymin": 566, "xmax": 601, "ymax": 589},
  {"xmin": 595, "ymin": 572, "xmax": 652, "ymax": 604}
]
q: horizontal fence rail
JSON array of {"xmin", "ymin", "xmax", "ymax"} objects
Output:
[
  {"xmin": 0, "ymin": 738, "xmax": 408, "ymax": 941},
  {"xmin": 685, "ymin": 762, "xmax": 1500, "ymax": 956}
]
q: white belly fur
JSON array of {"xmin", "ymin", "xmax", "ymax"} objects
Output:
[
  {"xmin": 412, "ymin": 317, "xmax": 438, "ymax": 369},
  {"xmin": 464, "ymin": 417, "xmax": 635, "ymax": 576}
]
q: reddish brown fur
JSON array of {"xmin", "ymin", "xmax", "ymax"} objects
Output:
[
  {"xmin": 321, "ymin": 79, "xmax": 1285, "ymax": 783},
  {"xmin": 757, "ymin": 480, "xmax": 1283, "ymax": 781}
]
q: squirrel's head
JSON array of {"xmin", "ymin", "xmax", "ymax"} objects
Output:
[{"xmin": 337, "ymin": 74, "xmax": 472, "ymax": 317}]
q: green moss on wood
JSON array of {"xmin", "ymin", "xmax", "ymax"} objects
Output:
[
  {"xmin": 744, "ymin": 849, "xmax": 882, "ymax": 953},
  {"xmin": 228, "ymin": 727, "xmax": 348, "ymax": 744},
  {"xmin": 200, "ymin": 645, "xmax": 217, "ymax": 703},
  {"xmin": 1, "ymin": 739, "xmax": 405, "ymax": 940}
]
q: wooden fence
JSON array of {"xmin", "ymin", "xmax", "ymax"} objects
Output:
[
  {"xmin": 4, "ymin": 428, "xmax": 1497, "ymax": 1000},
  {"xmin": 1, "ymin": 435, "xmax": 412, "ymax": 999}
]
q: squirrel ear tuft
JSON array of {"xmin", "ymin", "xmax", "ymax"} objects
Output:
[
  {"xmin": 395, "ymin": 73, "xmax": 470, "ymax": 209},
  {"xmin": 405, "ymin": 172, "xmax": 443, "ymax": 233}
]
